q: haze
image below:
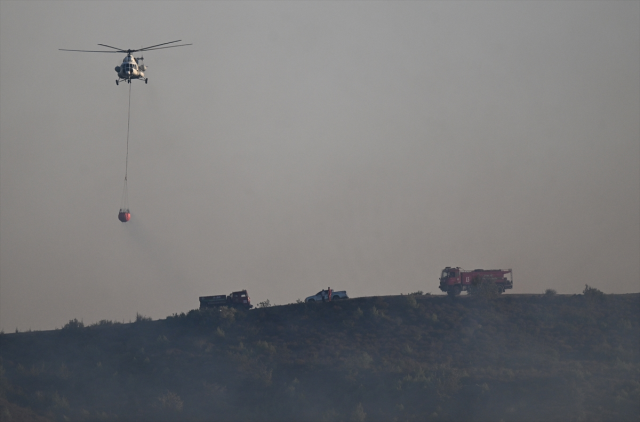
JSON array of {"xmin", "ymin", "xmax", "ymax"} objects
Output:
[{"xmin": 1, "ymin": 1, "xmax": 638, "ymax": 332}]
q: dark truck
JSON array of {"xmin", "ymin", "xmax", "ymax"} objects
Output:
[{"xmin": 199, "ymin": 290, "xmax": 253, "ymax": 309}]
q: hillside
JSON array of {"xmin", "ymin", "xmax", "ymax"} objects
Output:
[{"xmin": 1, "ymin": 292, "xmax": 639, "ymax": 421}]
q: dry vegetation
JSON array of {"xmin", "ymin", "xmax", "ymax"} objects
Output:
[{"xmin": 1, "ymin": 289, "xmax": 638, "ymax": 421}]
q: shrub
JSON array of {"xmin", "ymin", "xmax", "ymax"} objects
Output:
[
  {"xmin": 90, "ymin": 319, "xmax": 118, "ymax": 327},
  {"xmin": 219, "ymin": 307, "xmax": 237, "ymax": 322},
  {"xmin": 135, "ymin": 313, "xmax": 152, "ymax": 322},
  {"xmin": 52, "ymin": 392, "xmax": 69, "ymax": 410},
  {"xmin": 258, "ymin": 299, "xmax": 271, "ymax": 308},
  {"xmin": 256, "ymin": 340, "xmax": 276, "ymax": 355},
  {"xmin": 583, "ymin": 284, "xmax": 605, "ymax": 301},
  {"xmin": 406, "ymin": 295, "xmax": 419, "ymax": 308},
  {"xmin": 432, "ymin": 364, "xmax": 463, "ymax": 398},
  {"xmin": 0, "ymin": 365, "xmax": 7, "ymax": 394},
  {"xmin": 62, "ymin": 319, "xmax": 84, "ymax": 330},
  {"xmin": 351, "ymin": 403, "xmax": 366, "ymax": 422},
  {"xmin": 158, "ymin": 391, "xmax": 183, "ymax": 412},
  {"xmin": 345, "ymin": 352, "xmax": 373, "ymax": 370},
  {"xmin": 545, "ymin": 289, "xmax": 557, "ymax": 296},
  {"xmin": 353, "ymin": 307, "xmax": 364, "ymax": 319},
  {"xmin": 369, "ymin": 306, "xmax": 380, "ymax": 318}
]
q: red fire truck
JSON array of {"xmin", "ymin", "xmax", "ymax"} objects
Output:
[{"xmin": 439, "ymin": 267, "xmax": 513, "ymax": 296}]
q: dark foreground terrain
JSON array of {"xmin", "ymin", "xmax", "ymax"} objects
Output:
[{"xmin": 1, "ymin": 291, "xmax": 639, "ymax": 421}]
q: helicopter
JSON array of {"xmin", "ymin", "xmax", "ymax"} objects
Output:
[{"xmin": 60, "ymin": 40, "xmax": 192, "ymax": 85}]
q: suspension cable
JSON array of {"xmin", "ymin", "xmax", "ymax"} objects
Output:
[
  {"xmin": 125, "ymin": 81, "xmax": 131, "ymax": 182},
  {"xmin": 120, "ymin": 82, "xmax": 132, "ymax": 212}
]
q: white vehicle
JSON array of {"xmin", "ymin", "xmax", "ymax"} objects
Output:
[{"xmin": 305, "ymin": 289, "xmax": 349, "ymax": 302}]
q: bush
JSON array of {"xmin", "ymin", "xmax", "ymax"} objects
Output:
[
  {"xmin": 545, "ymin": 289, "xmax": 557, "ymax": 296},
  {"xmin": 135, "ymin": 313, "xmax": 152, "ymax": 322},
  {"xmin": 345, "ymin": 352, "xmax": 373, "ymax": 370},
  {"xmin": 219, "ymin": 307, "xmax": 237, "ymax": 322},
  {"xmin": 351, "ymin": 403, "xmax": 366, "ymax": 422},
  {"xmin": 52, "ymin": 392, "xmax": 69, "ymax": 410},
  {"xmin": 90, "ymin": 319, "xmax": 119, "ymax": 327},
  {"xmin": 406, "ymin": 295, "xmax": 419, "ymax": 308},
  {"xmin": 255, "ymin": 340, "xmax": 276, "ymax": 355},
  {"xmin": 157, "ymin": 391, "xmax": 183, "ymax": 412},
  {"xmin": 583, "ymin": 285, "xmax": 605, "ymax": 301},
  {"xmin": 62, "ymin": 319, "xmax": 84, "ymax": 330},
  {"xmin": 258, "ymin": 299, "xmax": 271, "ymax": 308}
]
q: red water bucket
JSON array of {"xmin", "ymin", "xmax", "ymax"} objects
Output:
[{"xmin": 118, "ymin": 210, "xmax": 131, "ymax": 222}]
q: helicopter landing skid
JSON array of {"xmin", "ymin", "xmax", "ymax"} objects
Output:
[{"xmin": 116, "ymin": 78, "xmax": 148, "ymax": 86}]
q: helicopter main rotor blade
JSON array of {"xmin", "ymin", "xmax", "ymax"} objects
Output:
[
  {"xmin": 60, "ymin": 40, "xmax": 191, "ymax": 54},
  {"xmin": 59, "ymin": 49, "xmax": 124, "ymax": 53},
  {"xmin": 134, "ymin": 40, "xmax": 184, "ymax": 52},
  {"xmin": 137, "ymin": 43, "xmax": 192, "ymax": 52},
  {"xmin": 97, "ymin": 43, "xmax": 128, "ymax": 52}
]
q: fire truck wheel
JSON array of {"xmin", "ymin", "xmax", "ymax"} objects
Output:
[{"xmin": 448, "ymin": 286, "xmax": 462, "ymax": 297}]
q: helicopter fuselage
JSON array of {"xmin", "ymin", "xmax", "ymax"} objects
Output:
[{"xmin": 115, "ymin": 54, "xmax": 147, "ymax": 82}]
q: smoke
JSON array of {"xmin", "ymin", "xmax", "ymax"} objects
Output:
[{"xmin": 1, "ymin": 1, "xmax": 638, "ymax": 331}]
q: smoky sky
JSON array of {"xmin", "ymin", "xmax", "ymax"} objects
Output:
[{"xmin": 1, "ymin": 1, "xmax": 638, "ymax": 331}]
